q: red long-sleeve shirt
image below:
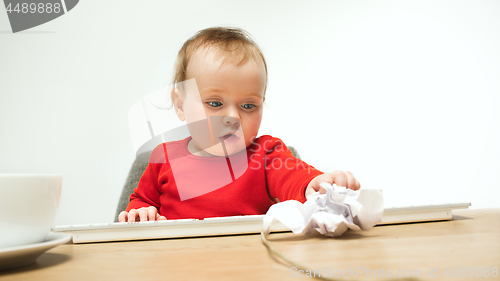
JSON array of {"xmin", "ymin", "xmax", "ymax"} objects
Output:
[{"xmin": 127, "ymin": 135, "xmax": 323, "ymax": 219}]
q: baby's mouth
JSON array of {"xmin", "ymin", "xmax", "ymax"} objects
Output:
[{"xmin": 220, "ymin": 133, "xmax": 239, "ymax": 143}]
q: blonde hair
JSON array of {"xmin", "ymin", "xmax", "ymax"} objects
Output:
[{"xmin": 172, "ymin": 27, "xmax": 268, "ymax": 94}]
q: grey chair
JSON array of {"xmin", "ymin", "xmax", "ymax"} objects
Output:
[{"xmin": 115, "ymin": 147, "xmax": 300, "ymax": 221}]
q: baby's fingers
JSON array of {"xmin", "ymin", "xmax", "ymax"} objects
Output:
[
  {"xmin": 146, "ymin": 206, "xmax": 158, "ymax": 221},
  {"xmin": 123, "ymin": 207, "xmax": 163, "ymax": 222},
  {"xmin": 137, "ymin": 207, "xmax": 158, "ymax": 221},
  {"xmin": 331, "ymin": 171, "xmax": 348, "ymax": 188},
  {"xmin": 118, "ymin": 211, "xmax": 128, "ymax": 222},
  {"xmin": 128, "ymin": 209, "xmax": 139, "ymax": 222},
  {"xmin": 138, "ymin": 208, "xmax": 150, "ymax": 221},
  {"xmin": 156, "ymin": 213, "xmax": 167, "ymax": 220},
  {"xmin": 344, "ymin": 171, "xmax": 360, "ymax": 190}
]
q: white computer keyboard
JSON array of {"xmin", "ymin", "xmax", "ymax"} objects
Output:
[{"xmin": 53, "ymin": 202, "xmax": 470, "ymax": 244}]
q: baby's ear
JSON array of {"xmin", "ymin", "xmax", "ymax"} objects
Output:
[{"xmin": 171, "ymin": 88, "xmax": 185, "ymax": 121}]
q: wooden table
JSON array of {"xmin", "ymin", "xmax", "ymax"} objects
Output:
[{"xmin": 1, "ymin": 209, "xmax": 498, "ymax": 281}]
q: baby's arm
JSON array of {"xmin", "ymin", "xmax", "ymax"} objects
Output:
[
  {"xmin": 118, "ymin": 206, "xmax": 166, "ymax": 222},
  {"xmin": 305, "ymin": 171, "xmax": 360, "ymax": 196}
]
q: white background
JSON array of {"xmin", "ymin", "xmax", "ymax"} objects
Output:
[{"xmin": 1, "ymin": 0, "xmax": 499, "ymax": 226}]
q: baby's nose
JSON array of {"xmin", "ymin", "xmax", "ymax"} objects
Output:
[
  {"xmin": 222, "ymin": 106, "xmax": 241, "ymax": 125},
  {"xmin": 222, "ymin": 115, "xmax": 240, "ymax": 127}
]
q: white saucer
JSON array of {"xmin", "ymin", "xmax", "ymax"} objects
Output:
[{"xmin": 0, "ymin": 232, "xmax": 72, "ymax": 270}]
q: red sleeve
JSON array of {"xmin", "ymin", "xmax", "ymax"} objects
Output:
[
  {"xmin": 263, "ymin": 136, "xmax": 323, "ymax": 203},
  {"xmin": 126, "ymin": 145, "xmax": 166, "ymax": 211}
]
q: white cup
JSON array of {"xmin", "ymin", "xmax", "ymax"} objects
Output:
[{"xmin": 0, "ymin": 174, "xmax": 62, "ymax": 248}]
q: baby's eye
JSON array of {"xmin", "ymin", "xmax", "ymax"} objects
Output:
[
  {"xmin": 207, "ymin": 101, "xmax": 223, "ymax": 107},
  {"xmin": 241, "ymin": 104, "xmax": 256, "ymax": 110}
]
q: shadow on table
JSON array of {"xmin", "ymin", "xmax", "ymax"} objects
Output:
[
  {"xmin": 451, "ymin": 214, "xmax": 473, "ymax": 221},
  {"xmin": 265, "ymin": 230, "xmax": 374, "ymax": 243},
  {"xmin": 0, "ymin": 253, "xmax": 71, "ymax": 276},
  {"xmin": 262, "ymin": 231, "xmax": 375, "ymax": 268}
]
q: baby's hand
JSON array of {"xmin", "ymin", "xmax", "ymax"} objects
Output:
[
  {"xmin": 118, "ymin": 206, "xmax": 167, "ymax": 222},
  {"xmin": 305, "ymin": 171, "xmax": 360, "ymax": 197}
]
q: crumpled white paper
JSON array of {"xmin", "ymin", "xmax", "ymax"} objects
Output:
[{"xmin": 263, "ymin": 182, "xmax": 384, "ymax": 237}]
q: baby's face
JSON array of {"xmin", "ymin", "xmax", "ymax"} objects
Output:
[{"xmin": 175, "ymin": 49, "xmax": 266, "ymax": 157}]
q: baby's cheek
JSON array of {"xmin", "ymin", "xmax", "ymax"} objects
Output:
[
  {"xmin": 187, "ymin": 106, "xmax": 207, "ymax": 122},
  {"xmin": 248, "ymin": 120, "xmax": 262, "ymax": 135}
]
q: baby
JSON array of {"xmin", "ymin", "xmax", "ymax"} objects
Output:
[{"xmin": 118, "ymin": 27, "xmax": 360, "ymax": 222}]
